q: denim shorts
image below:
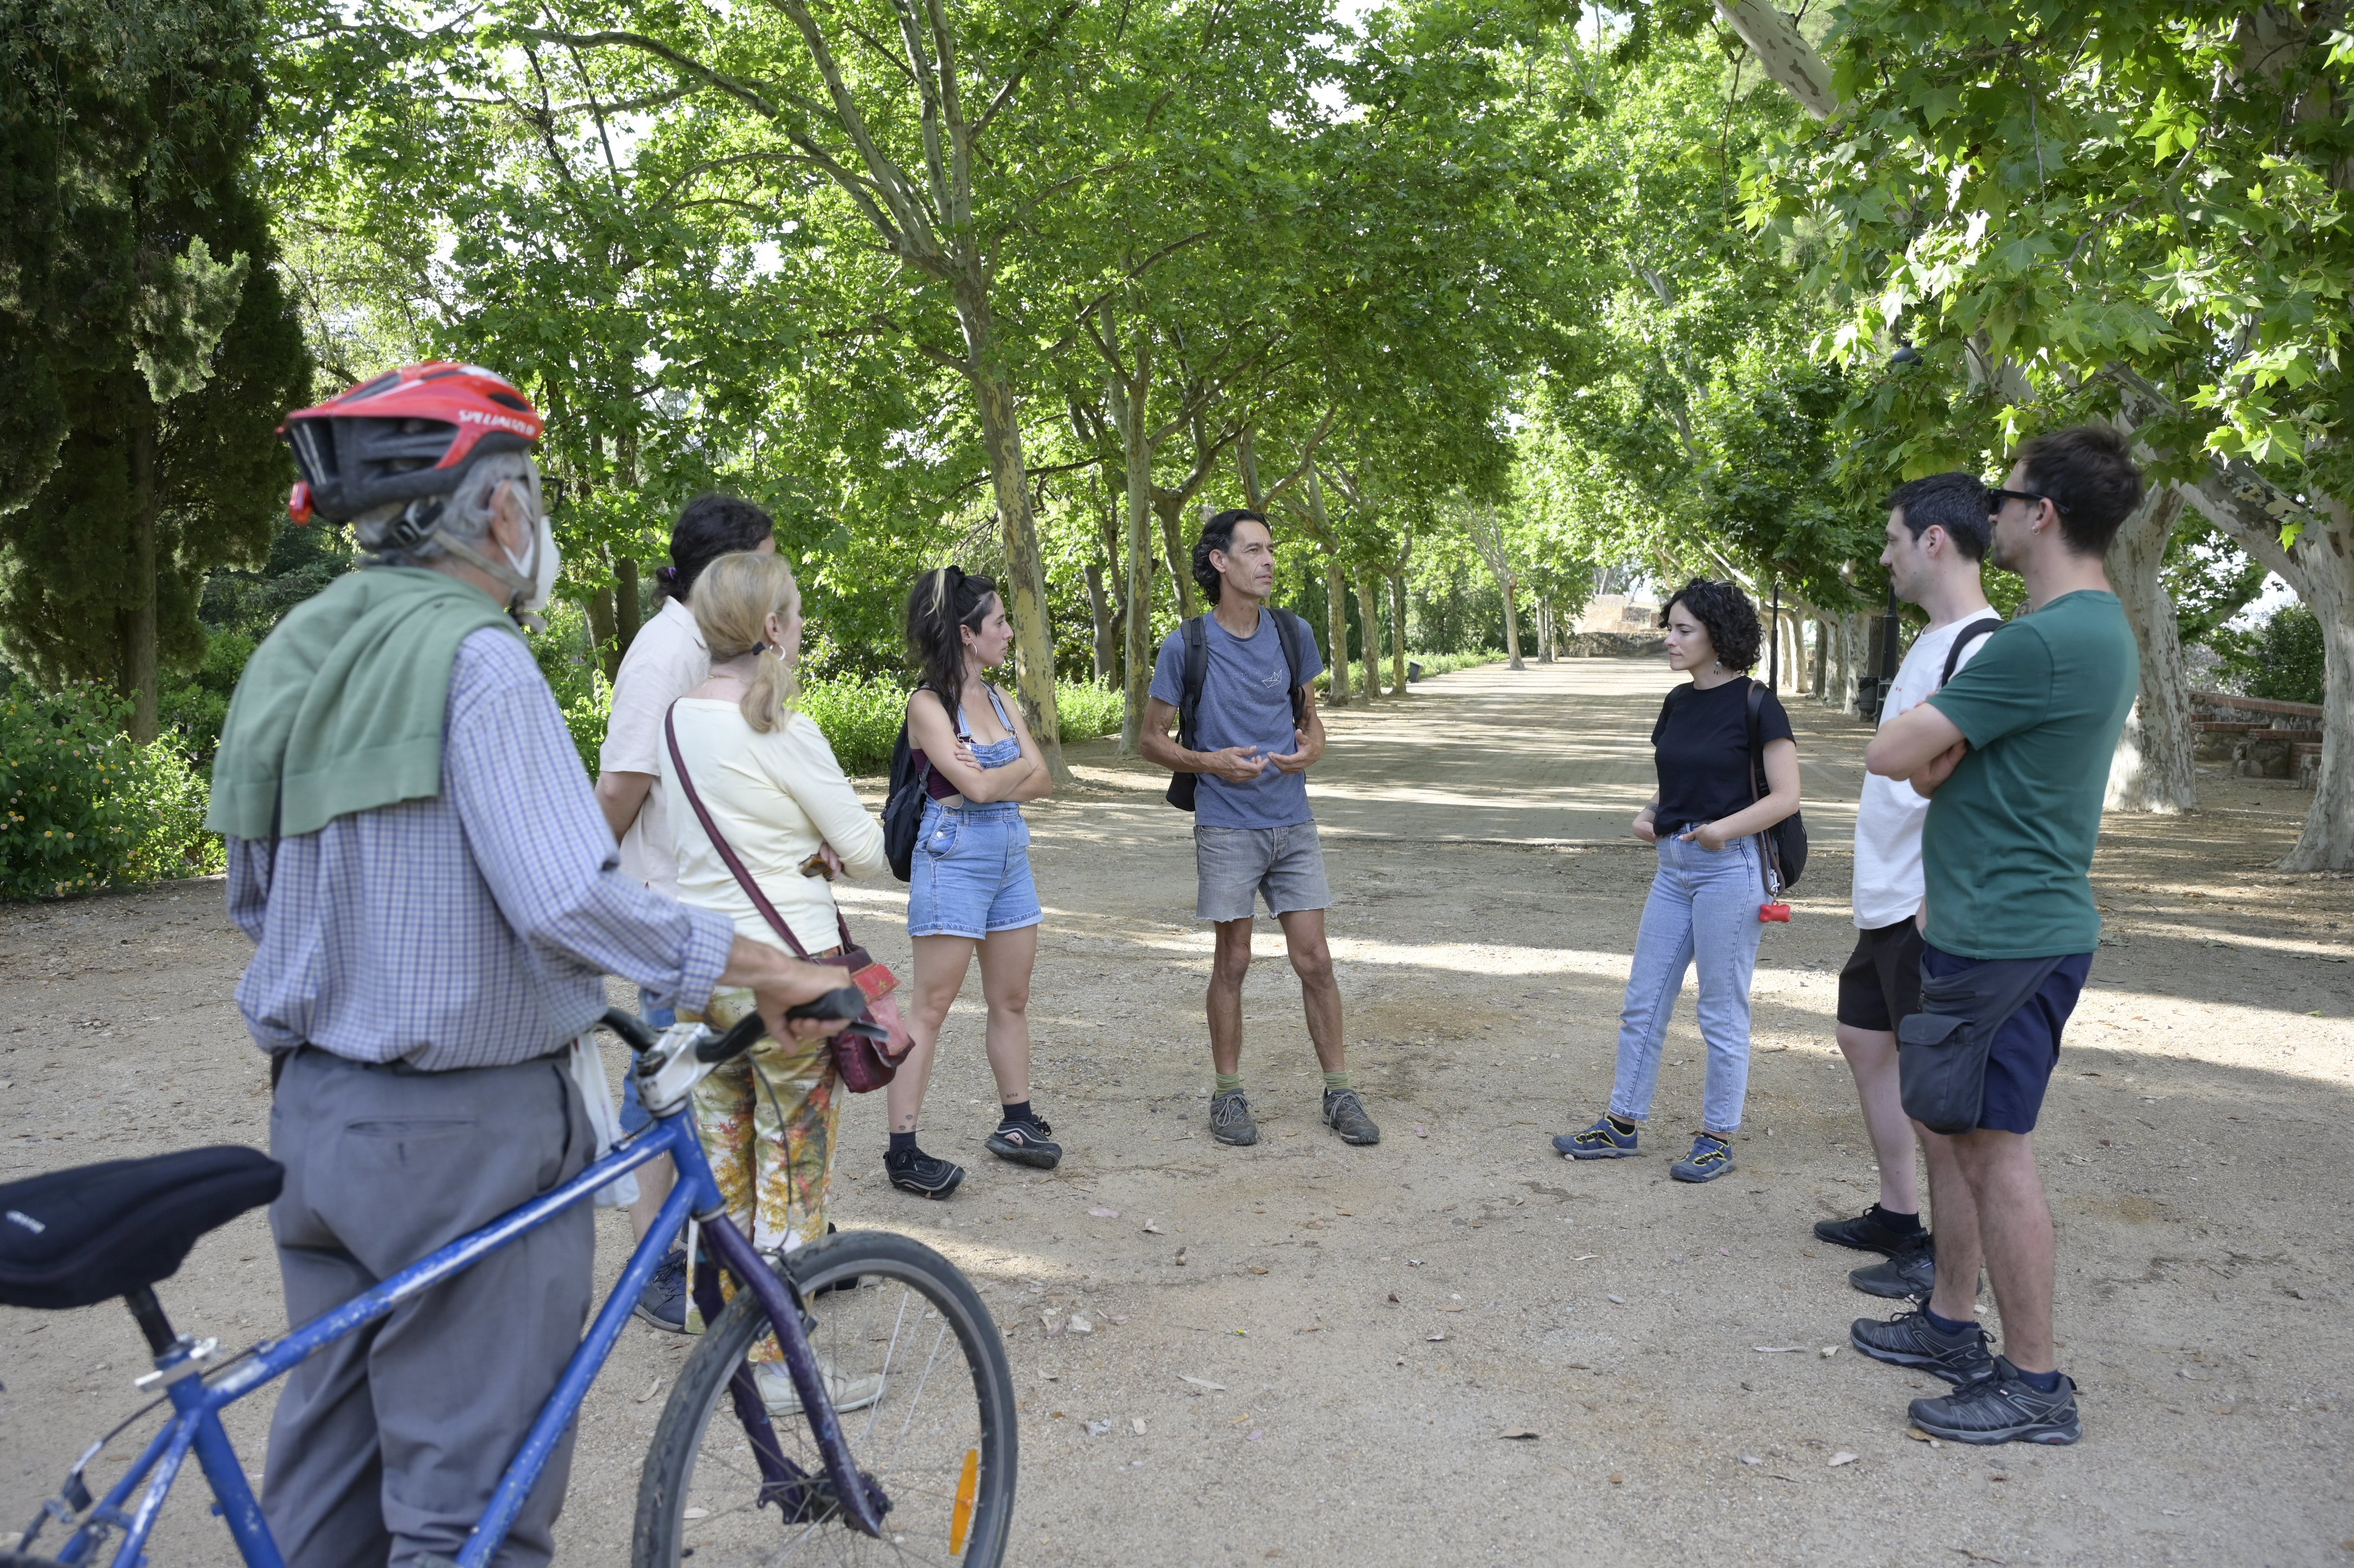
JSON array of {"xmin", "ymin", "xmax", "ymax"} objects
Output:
[
  {"xmin": 1194, "ymin": 821, "xmax": 1331, "ymax": 922},
  {"xmin": 907, "ymin": 800, "xmax": 1042, "ymax": 938}
]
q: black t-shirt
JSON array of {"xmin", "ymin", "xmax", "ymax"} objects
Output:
[{"xmin": 1650, "ymin": 677, "xmax": 1794, "ymax": 835}]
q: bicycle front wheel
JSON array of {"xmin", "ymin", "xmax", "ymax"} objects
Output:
[{"xmin": 633, "ymin": 1229, "xmax": 1017, "ymax": 1568}]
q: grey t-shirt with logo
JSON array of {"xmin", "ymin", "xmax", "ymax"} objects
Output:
[{"xmin": 1149, "ymin": 609, "xmax": 1324, "ymax": 830}]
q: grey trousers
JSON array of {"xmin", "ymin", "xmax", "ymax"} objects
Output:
[{"xmin": 261, "ymin": 1049, "xmax": 594, "ymax": 1568}]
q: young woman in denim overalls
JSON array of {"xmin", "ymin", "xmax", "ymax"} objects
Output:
[{"xmin": 886, "ymin": 566, "xmax": 1056, "ymax": 1198}]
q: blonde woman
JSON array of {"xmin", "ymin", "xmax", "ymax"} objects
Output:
[{"xmin": 659, "ymin": 550, "xmax": 891, "ymax": 1414}]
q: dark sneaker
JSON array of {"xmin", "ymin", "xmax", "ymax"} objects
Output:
[
  {"xmin": 1322, "ymin": 1089, "xmax": 1381, "ymax": 1145},
  {"xmin": 1814, "ymin": 1203, "xmax": 1926, "ymax": 1257},
  {"xmin": 1210, "ymin": 1089, "xmax": 1259, "ymax": 1146},
  {"xmin": 885, "ymin": 1145, "xmax": 965, "ymax": 1199},
  {"xmin": 1669, "ymin": 1132, "xmax": 1735, "ymax": 1183},
  {"xmin": 986, "ymin": 1114, "xmax": 1063, "ymax": 1169},
  {"xmin": 1850, "ymin": 1306, "xmax": 1995, "ymax": 1386},
  {"xmin": 1909, "ymin": 1357, "xmax": 2081, "ymax": 1445},
  {"xmin": 633, "ymin": 1247, "xmax": 689, "ymax": 1333},
  {"xmin": 1553, "ymin": 1117, "xmax": 1639, "ymax": 1160},
  {"xmin": 1850, "ymin": 1235, "xmax": 1937, "ymax": 1300}
]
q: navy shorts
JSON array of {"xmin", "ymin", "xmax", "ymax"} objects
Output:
[{"xmin": 1918, "ymin": 944, "xmax": 2093, "ymax": 1133}]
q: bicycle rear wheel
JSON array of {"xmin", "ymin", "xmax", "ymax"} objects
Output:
[{"xmin": 633, "ymin": 1230, "xmax": 1016, "ymax": 1568}]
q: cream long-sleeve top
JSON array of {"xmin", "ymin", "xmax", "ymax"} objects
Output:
[{"xmin": 658, "ymin": 698, "xmax": 890, "ymax": 955}]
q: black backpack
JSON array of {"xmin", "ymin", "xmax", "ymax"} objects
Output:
[
  {"xmin": 1166, "ymin": 608, "xmax": 1311, "ymax": 812},
  {"xmin": 1745, "ymin": 680, "xmax": 1809, "ymax": 894},
  {"xmin": 882, "ymin": 687, "xmax": 966, "ymax": 881}
]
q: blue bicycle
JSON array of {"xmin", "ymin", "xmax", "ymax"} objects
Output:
[{"xmin": 0, "ymin": 1001, "xmax": 1018, "ymax": 1567}]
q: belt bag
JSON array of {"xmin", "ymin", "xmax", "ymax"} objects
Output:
[
  {"xmin": 1897, "ymin": 952, "xmax": 2068, "ymax": 1134},
  {"xmin": 664, "ymin": 708, "xmax": 906, "ymax": 1093}
]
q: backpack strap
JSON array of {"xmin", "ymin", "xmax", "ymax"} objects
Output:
[
  {"xmin": 1745, "ymin": 678, "xmax": 1785, "ymax": 898},
  {"xmin": 1270, "ymin": 607, "xmax": 1309, "ymax": 728},
  {"xmin": 1176, "ymin": 615, "xmax": 1209, "ymax": 751},
  {"xmin": 1940, "ymin": 616, "xmax": 2005, "ymax": 689}
]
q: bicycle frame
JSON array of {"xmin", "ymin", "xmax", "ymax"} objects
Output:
[{"xmin": 40, "ymin": 1087, "xmax": 887, "ymax": 1568}]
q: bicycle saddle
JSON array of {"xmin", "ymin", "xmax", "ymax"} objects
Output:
[{"xmin": 0, "ymin": 1145, "xmax": 283, "ymax": 1310}]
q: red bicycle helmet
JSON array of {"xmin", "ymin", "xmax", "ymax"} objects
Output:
[{"xmin": 281, "ymin": 361, "xmax": 542, "ymax": 525}]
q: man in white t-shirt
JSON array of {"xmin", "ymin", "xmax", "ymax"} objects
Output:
[
  {"xmin": 592, "ymin": 493, "xmax": 777, "ymax": 1329},
  {"xmin": 1814, "ymin": 472, "xmax": 2004, "ymax": 1299}
]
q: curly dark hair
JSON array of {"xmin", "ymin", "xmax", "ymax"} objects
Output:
[{"xmin": 1659, "ymin": 578, "xmax": 1763, "ymax": 671}]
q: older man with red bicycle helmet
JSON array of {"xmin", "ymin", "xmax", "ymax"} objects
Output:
[{"xmin": 208, "ymin": 362, "xmax": 846, "ymax": 1568}]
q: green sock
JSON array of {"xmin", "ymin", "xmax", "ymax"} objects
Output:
[
  {"xmin": 1214, "ymin": 1072, "xmax": 1244, "ymax": 1095},
  {"xmin": 1323, "ymin": 1070, "xmax": 1352, "ymax": 1092}
]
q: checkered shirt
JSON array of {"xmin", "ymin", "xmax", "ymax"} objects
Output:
[{"xmin": 226, "ymin": 626, "xmax": 736, "ymax": 1070}]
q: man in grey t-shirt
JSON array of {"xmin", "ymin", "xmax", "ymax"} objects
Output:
[{"xmin": 1142, "ymin": 509, "xmax": 1379, "ymax": 1148}]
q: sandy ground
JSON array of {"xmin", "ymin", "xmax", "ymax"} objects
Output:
[{"xmin": 3, "ymin": 657, "xmax": 2350, "ymax": 1566}]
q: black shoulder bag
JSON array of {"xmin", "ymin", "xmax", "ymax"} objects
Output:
[
  {"xmin": 882, "ymin": 688, "xmax": 969, "ymax": 881},
  {"xmin": 1746, "ymin": 679, "xmax": 1808, "ymax": 895},
  {"xmin": 1166, "ymin": 608, "xmax": 1309, "ymax": 811}
]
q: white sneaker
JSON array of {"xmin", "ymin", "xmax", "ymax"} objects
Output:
[{"xmin": 754, "ymin": 1357, "xmax": 885, "ymax": 1416}]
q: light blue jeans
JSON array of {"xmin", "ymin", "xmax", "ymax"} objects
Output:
[{"xmin": 1610, "ymin": 833, "xmax": 1768, "ymax": 1134}]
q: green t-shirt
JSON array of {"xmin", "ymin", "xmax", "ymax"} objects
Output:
[{"xmin": 1920, "ymin": 590, "xmax": 2139, "ymax": 960}]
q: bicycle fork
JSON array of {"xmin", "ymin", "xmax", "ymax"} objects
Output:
[{"xmin": 670, "ymin": 1127, "xmax": 890, "ymax": 1539}]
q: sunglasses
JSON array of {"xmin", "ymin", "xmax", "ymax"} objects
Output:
[
  {"xmin": 1988, "ymin": 486, "xmax": 2067, "ymax": 516},
  {"xmin": 539, "ymin": 475, "xmax": 568, "ymax": 513}
]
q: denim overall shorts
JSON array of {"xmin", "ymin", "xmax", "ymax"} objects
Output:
[{"xmin": 906, "ymin": 686, "xmax": 1043, "ymax": 939}]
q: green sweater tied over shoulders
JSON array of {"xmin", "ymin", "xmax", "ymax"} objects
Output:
[{"xmin": 205, "ymin": 566, "xmax": 521, "ymax": 841}]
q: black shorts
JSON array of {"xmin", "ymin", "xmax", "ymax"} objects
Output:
[{"xmin": 1837, "ymin": 920, "xmax": 1925, "ymax": 1031}]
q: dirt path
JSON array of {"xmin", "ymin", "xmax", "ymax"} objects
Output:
[{"xmin": 3, "ymin": 659, "xmax": 2350, "ymax": 1565}]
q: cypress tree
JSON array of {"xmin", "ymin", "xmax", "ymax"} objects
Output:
[{"xmin": 0, "ymin": 0, "xmax": 311, "ymax": 740}]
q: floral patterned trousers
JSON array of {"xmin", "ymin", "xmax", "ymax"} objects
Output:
[{"xmin": 685, "ymin": 986, "xmax": 842, "ymax": 1361}]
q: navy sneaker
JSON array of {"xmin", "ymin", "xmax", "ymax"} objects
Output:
[
  {"xmin": 1909, "ymin": 1357, "xmax": 2081, "ymax": 1445},
  {"xmin": 633, "ymin": 1247, "xmax": 689, "ymax": 1333},
  {"xmin": 1850, "ymin": 1235, "xmax": 1937, "ymax": 1299},
  {"xmin": 1814, "ymin": 1203, "xmax": 1926, "ymax": 1257},
  {"xmin": 1669, "ymin": 1132, "xmax": 1735, "ymax": 1183},
  {"xmin": 1553, "ymin": 1117, "xmax": 1638, "ymax": 1160},
  {"xmin": 1851, "ymin": 1306, "xmax": 1995, "ymax": 1386}
]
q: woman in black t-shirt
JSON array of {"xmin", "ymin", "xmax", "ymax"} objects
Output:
[{"xmin": 1550, "ymin": 579, "xmax": 1802, "ymax": 1184}]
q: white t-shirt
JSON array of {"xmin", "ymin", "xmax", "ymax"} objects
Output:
[
  {"xmin": 601, "ymin": 597, "xmax": 709, "ymax": 897},
  {"xmin": 659, "ymin": 700, "xmax": 890, "ymax": 955},
  {"xmin": 1851, "ymin": 612, "xmax": 1998, "ymax": 929}
]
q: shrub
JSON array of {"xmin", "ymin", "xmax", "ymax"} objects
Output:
[
  {"xmin": 2214, "ymin": 604, "xmax": 2324, "ymax": 707},
  {"xmin": 119, "ymin": 740, "xmax": 225, "ymax": 881},
  {"xmin": 0, "ymin": 683, "xmax": 221, "ymax": 898},
  {"xmin": 797, "ymin": 674, "xmax": 912, "ymax": 775},
  {"xmin": 1054, "ymin": 681, "xmax": 1124, "ymax": 743}
]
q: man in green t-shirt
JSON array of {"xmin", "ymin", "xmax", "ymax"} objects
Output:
[{"xmin": 1857, "ymin": 424, "xmax": 2144, "ymax": 1447}]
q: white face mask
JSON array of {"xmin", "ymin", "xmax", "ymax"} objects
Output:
[{"xmin": 514, "ymin": 509, "xmax": 559, "ymax": 613}]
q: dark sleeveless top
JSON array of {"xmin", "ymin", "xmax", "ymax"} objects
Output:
[{"xmin": 909, "ymin": 685, "xmax": 1019, "ymax": 801}]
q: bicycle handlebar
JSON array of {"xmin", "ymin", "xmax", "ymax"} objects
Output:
[{"xmin": 596, "ymin": 987, "xmax": 874, "ymax": 1069}]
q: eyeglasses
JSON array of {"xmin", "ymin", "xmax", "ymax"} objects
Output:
[
  {"xmin": 540, "ymin": 476, "xmax": 568, "ymax": 513},
  {"xmin": 1988, "ymin": 487, "xmax": 2067, "ymax": 516}
]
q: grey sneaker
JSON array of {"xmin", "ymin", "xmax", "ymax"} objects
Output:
[
  {"xmin": 1210, "ymin": 1088, "xmax": 1259, "ymax": 1146},
  {"xmin": 1322, "ymin": 1089, "xmax": 1380, "ymax": 1145},
  {"xmin": 1851, "ymin": 1236, "xmax": 1937, "ymax": 1300},
  {"xmin": 1850, "ymin": 1306, "xmax": 1996, "ymax": 1386},
  {"xmin": 1909, "ymin": 1357, "xmax": 2081, "ymax": 1445}
]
